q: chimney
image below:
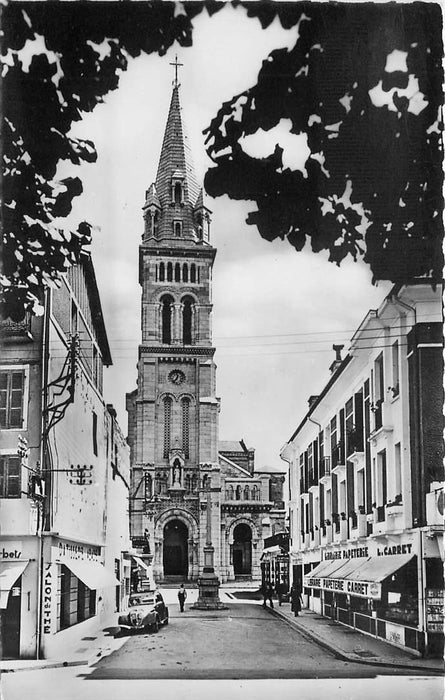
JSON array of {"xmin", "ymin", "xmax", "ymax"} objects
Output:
[
  {"xmin": 329, "ymin": 344, "xmax": 344, "ymax": 375},
  {"xmin": 308, "ymin": 395, "xmax": 319, "ymax": 407}
]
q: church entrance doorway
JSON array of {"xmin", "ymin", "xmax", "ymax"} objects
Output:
[
  {"xmin": 163, "ymin": 519, "xmax": 188, "ymax": 577},
  {"xmin": 233, "ymin": 523, "xmax": 252, "ymax": 577}
]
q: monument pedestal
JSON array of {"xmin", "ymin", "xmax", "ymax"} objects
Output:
[{"xmin": 191, "ymin": 545, "xmax": 227, "ymax": 610}]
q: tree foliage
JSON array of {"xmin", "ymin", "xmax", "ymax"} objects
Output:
[
  {"xmin": 204, "ymin": 2, "xmax": 444, "ymax": 285},
  {"xmin": 2, "ymin": 2, "xmax": 443, "ymax": 320}
]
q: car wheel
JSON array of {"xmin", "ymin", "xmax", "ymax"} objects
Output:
[
  {"xmin": 163, "ymin": 614, "xmax": 169, "ymax": 626},
  {"xmin": 152, "ymin": 617, "xmax": 160, "ymax": 633}
]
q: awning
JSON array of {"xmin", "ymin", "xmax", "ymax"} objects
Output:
[
  {"xmin": 261, "ymin": 545, "xmax": 283, "ymax": 560},
  {"xmin": 0, "ymin": 560, "xmax": 29, "ymax": 608},
  {"xmin": 303, "ymin": 554, "xmax": 414, "ymax": 600},
  {"xmin": 345, "ymin": 554, "xmax": 414, "ymax": 583},
  {"xmin": 132, "ymin": 556, "xmax": 149, "ymax": 572},
  {"xmin": 307, "ymin": 558, "xmax": 350, "ymax": 580},
  {"xmin": 64, "ymin": 559, "xmax": 119, "ymax": 589}
]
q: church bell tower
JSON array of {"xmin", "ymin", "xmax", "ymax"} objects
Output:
[{"xmin": 127, "ymin": 62, "xmax": 220, "ymax": 582}]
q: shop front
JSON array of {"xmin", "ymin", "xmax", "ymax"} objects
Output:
[
  {"xmin": 261, "ymin": 546, "xmax": 289, "ymax": 598},
  {"xmin": 41, "ymin": 535, "xmax": 119, "ymax": 659},
  {"xmin": 0, "ymin": 536, "xmax": 39, "ymax": 659},
  {"xmin": 303, "ymin": 531, "xmax": 430, "ymax": 655}
]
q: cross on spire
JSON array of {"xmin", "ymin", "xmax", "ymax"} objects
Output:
[{"xmin": 169, "ymin": 55, "xmax": 183, "ymax": 88}]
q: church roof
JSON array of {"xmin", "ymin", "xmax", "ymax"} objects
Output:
[
  {"xmin": 155, "ymin": 85, "xmax": 200, "ymax": 211},
  {"xmin": 219, "ymin": 440, "xmax": 252, "ymax": 453},
  {"xmin": 144, "ymin": 183, "xmax": 161, "ymax": 209},
  {"xmin": 194, "ymin": 187, "xmax": 212, "ymax": 213}
]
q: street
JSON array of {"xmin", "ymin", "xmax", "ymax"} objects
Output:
[{"xmin": 1, "ymin": 590, "xmax": 443, "ymax": 700}]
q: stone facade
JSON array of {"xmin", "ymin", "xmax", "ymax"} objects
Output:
[
  {"xmin": 0, "ymin": 257, "xmax": 131, "ymax": 659},
  {"xmin": 281, "ymin": 281, "xmax": 444, "ymax": 657},
  {"xmin": 127, "ymin": 83, "xmax": 285, "ymax": 583}
]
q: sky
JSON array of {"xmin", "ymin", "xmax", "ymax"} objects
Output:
[{"xmin": 58, "ymin": 4, "xmax": 391, "ymax": 470}]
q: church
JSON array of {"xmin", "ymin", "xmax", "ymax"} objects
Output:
[{"xmin": 126, "ymin": 65, "xmax": 285, "ymax": 584}]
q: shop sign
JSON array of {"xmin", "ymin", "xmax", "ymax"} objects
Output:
[
  {"xmin": 324, "ymin": 546, "xmax": 369, "ymax": 561},
  {"xmin": 386, "ymin": 621, "xmax": 405, "ymax": 646},
  {"xmin": 1, "ymin": 547, "xmax": 22, "ymax": 559},
  {"xmin": 426, "ymin": 588, "xmax": 444, "ymax": 633},
  {"xmin": 303, "ymin": 575, "xmax": 381, "ymax": 599},
  {"xmin": 376, "ymin": 542, "xmax": 413, "ymax": 557},
  {"xmin": 51, "ymin": 540, "xmax": 101, "ymax": 563},
  {"xmin": 42, "ymin": 563, "xmax": 53, "ymax": 634}
]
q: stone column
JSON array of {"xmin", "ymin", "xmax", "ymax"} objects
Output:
[
  {"xmin": 155, "ymin": 302, "xmax": 161, "ymax": 342},
  {"xmin": 174, "ymin": 303, "xmax": 181, "ymax": 344},
  {"xmin": 192, "ymin": 304, "xmax": 198, "ymax": 344}
]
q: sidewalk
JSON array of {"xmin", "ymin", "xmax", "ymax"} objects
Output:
[
  {"xmin": 0, "ymin": 616, "xmax": 125, "ymax": 674},
  {"xmin": 271, "ymin": 602, "xmax": 443, "ymax": 674}
]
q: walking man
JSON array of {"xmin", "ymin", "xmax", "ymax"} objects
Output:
[
  {"xmin": 262, "ymin": 581, "xmax": 274, "ymax": 609},
  {"xmin": 178, "ymin": 583, "xmax": 187, "ymax": 612}
]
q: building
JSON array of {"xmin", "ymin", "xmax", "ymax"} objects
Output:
[
  {"xmin": 126, "ymin": 75, "xmax": 285, "ymax": 583},
  {"xmin": 281, "ymin": 281, "xmax": 443, "ymax": 657},
  {"xmin": 0, "ymin": 256, "xmax": 131, "ymax": 659}
]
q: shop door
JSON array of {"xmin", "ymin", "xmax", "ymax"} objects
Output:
[{"xmin": 2, "ymin": 579, "xmax": 21, "ymax": 658}]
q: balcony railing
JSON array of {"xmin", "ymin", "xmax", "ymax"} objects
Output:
[
  {"xmin": 371, "ymin": 400, "xmax": 383, "ymax": 430},
  {"xmin": 346, "ymin": 426, "xmax": 364, "ymax": 455},
  {"xmin": 319, "ymin": 456, "xmax": 331, "ymax": 478},
  {"xmin": 331, "ymin": 441, "xmax": 345, "ymax": 468}
]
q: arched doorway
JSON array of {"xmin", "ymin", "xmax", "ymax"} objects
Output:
[
  {"xmin": 233, "ymin": 523, "xmax": 252, "ymax": 576},
  {"xmin": 163, "ymin": 519, "xmax": 188, "ymax": 577}
]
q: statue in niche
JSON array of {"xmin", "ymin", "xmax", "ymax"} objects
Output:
[{"xmin": 173, "ymin": 459, "xmax": 181, "ymax": 486}]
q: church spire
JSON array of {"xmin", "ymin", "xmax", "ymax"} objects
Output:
[{"xmin": 142, "ymin": 62, "xmax": 207, "ymax": 245}]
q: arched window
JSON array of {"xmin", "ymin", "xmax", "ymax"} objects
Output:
[
  {"xmin": 174, "ymin": 182, "xmax": 182, "ymax": 204},
  {"xmin": 161, "ymin": 295, "xmax": 174, "ymax": 344},
  {"xmin": 228, "ymin": 485, "xmax": 234, "ymax": 500},
  {"xmin": 190, "ymin": 264, "xmax": 196, "ymax": 283},
  {"xmin": 153, "ymin": 211, "xmax": 159, "ymax": 237},
  {"xmin": 159, "ymin": 262, "xmax": 165, "ymax": 282},
  {"xmin": 163, "ymin": 397, "xmax": 172, "ymax": 458},
  {"xmin": 244, "ymin": 485, "xmax": 250, "ymax": 500},
  {"xmin": 191, "ymin": 474, "xmax": 198, "ymax": 492},
  {"xmin": 197, "ymin": 267, "xmax": 200, "ymax": 284},
  {"xmin": 175, "ymin": 263, "xmax": 181, "ymax": 282},
  {"xmin": 182, "ymin": 398, "xmax": 190, "ymax": 458},
  {"xmin": 167, "ymin": 262, "xmax": 173, "ymax": 282},
  {"xmin": 174, "ymin": 221, "xmax": 182, "ymax": 237},
  {"xmin": 183, "ymin": 264, "xmax": 188, "ymax": 283},
  {"xmin": 235, "ymin": 485, "xmax": 241, "ymax": 500},
  {"xmin": 252, "ymin": 485, "xmax": 259, "ymax": 501},
  {"xmin": 202, "ymin": 474, "xmax": 209, "ymax": 491},
  {"xmin": 182, "ymin": 295, "xmax": 194, "ymax": 345}
]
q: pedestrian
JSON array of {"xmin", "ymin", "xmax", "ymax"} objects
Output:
[
  {"xmin": 262, "ymin": 581, "xmax": 274, "ymax": 609},
  {"xmin": 290, "ymin": 584, "xmax": 303, "ymax": 617},
  {"xmin": 178, "ymin": 583, "xmax": 187, "ymax": 612},
  {"xmin": 131, "ymin": 567, "xmax": 140, "ymax": 593},
  {"xmin": 276, "ymin": 581, "xmax": 284, "ymax": 606}
]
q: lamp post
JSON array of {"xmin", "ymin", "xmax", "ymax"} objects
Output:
[{"xmin": 192, "ymin": 478, "xmax": 227, "ymax": 610}]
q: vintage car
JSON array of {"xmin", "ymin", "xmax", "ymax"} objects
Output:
[{"xmin": 118, "ymin": 590, "xmax": 169, "ymax": 634}]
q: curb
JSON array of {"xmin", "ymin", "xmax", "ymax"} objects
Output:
[
  {"xmin": 270, "ymin": 608, "xmax": 443, "ymax": 675},
  {"xmin": 0, "ymin": 659, "xmax": 87, "ymax": 673}
]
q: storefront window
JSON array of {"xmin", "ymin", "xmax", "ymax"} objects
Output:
[
  {"xmin": 378, "ymin": 557, "xmax": 418, "ymax": 626},
  {"xmin": 58, "ymin": 565, "xmax": 96, "ymax": 631}
]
